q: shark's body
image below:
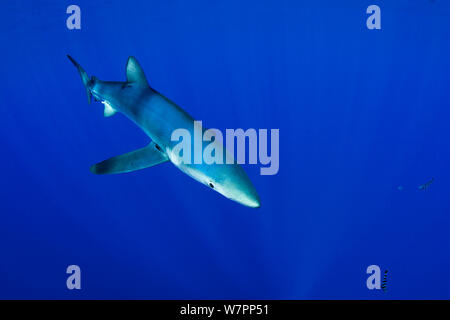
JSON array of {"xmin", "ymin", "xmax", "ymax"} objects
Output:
[{"xmin": 68, "ymin": 55, "xmax": 260, "ymax": 208}]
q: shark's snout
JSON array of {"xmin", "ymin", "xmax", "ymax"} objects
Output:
[
  {"xmin": 218, "ymin": 171, "xmax": 261, "ymax": 208},
  {"xmin": 239, "ymin": 192, "xmax": 261, "ymax": 208},
  {"xmin": 237, "ymin": 186, "xmax": 261, "ymax": 208}
]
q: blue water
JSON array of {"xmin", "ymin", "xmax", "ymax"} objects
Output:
[{"xmin": 1, "ymin": 0, "xmax": 449, "ymax": 299}]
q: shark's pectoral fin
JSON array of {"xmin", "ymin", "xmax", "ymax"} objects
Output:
[{"xmin": 90, "ymin": 142, "xmax": 168, "ymax": 175}]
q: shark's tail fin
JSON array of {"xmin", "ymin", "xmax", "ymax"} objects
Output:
[{"xmin": 67, "ymin": 55, "xmax": 92, "ymax": 104}]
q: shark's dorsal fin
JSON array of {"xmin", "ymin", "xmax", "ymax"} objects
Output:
[{"xmin": 126, "ymin": 56, "xmax": 149, "ymax": 87}]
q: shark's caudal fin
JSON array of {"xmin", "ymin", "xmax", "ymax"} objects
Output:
[
  {"xmin": 67, "ymin": 55, "xmax": 92, "ymax": 104},
  {"xmin": 90, "ymin": 141, "xmax": 168, "ymax": 175},
  {"xmin": 126, "ymin": 56, "xmax": 149, "ymax": 87}
]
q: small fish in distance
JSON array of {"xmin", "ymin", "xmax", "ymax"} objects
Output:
[{"xmin": 418, "ymin": 178, "xmax": 434, "ymax": 190}]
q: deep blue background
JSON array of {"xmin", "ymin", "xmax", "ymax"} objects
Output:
[{"xmin": 0, "ymin": 0, "xmax": 449, "ymax": 299}]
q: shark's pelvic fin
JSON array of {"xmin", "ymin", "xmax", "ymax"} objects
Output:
[
  {"xmin": 126, "ymin": 56, "xmax": 149, "ymax": 87},
  {"xmin": 67, "ymin": 55, "xmax": 92, "ymax": 104},
  {"xmin": 102, "ymin": 101, "xmax": 117, "ymax": 117},
  {"xmin": 90, "ymin": 142, "xmax": 168, "ymax": 175}
]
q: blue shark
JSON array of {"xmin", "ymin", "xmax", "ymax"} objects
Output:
[{"xmin": 68, "ymin": 55, "xmax": 260, "ymax": 208}]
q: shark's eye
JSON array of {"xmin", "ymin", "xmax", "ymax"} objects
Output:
[
  {"xmin": 154, "ymin": 144, "xmax": 162, "ymax": 151},
  {"xmin": 209, "ymin": 183, "xmax": 214, "ymax": 189},
  {"xmin": 122, "ymin": 83, "xmax": 132, "ymax": 89}
]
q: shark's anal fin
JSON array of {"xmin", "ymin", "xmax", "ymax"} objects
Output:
[{"xmin": 90, "ymin": 141, "xmax": 168, "ymax": 175}]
